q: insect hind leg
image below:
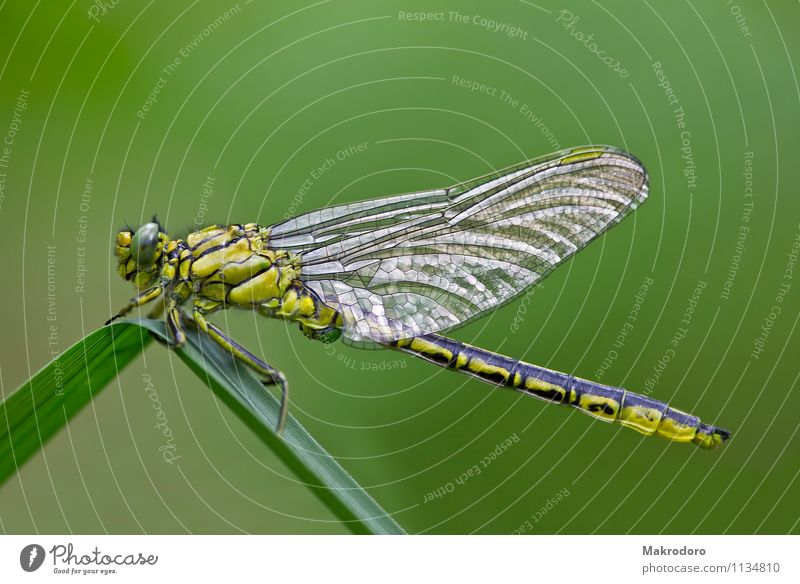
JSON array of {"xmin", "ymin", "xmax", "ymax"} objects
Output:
[{"xmin": 192, "ymin": 305, "xmax": 289, "ymax": 434}]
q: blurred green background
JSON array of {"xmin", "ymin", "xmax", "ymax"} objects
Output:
[{"xmin": 1, "ymin": 0, "xmax": 798, "ymax": 534}]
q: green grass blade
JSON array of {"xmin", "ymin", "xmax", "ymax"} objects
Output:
[
  {"xmin": 0, "ymin": 323, "xmax": 152, "ymax": 483},
  {"xmin": 0, "ymin": 320, "xmax": 405, "ymax": 535}
]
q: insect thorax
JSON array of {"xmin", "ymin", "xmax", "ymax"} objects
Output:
[{"xmin": 180, "ymin": 223, "xmax": 342, "ymax": 339}]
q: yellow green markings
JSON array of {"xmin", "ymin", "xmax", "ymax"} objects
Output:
[
  {"xmin": 522, "ymin": 376, "xmax": 571, "ymax": 404},
  {"xmin": 693, "ymin": 429, "xmax": 727, "ymax": 450},
  {"xmin": 654, "ymin": 408, "xmax": 700, "ymax": 443},
  {"xmin": 618, "ymin": 393, "xmax": 668, "ymax": 436},
  {"xmin": 186, "ymin": 224, "xmax": 227, "ymax": 251},
  {"xmin": 178, "ymin": 249, "xmax": 192, "ymax": 280},
  {"xmin": 560, "ymin": 147, "xmax": 605, "ymax": 166},
  {"xmin": 572, "ymin": 378, "xmax": 623, "ymax": 422},
  {"xmin": 245, "ymin": 281, "xmax": 346, "ymax": 337},
  {"xmin": 227, "ymin": 267, "xmax": 281, "ymax": 305},
  {"xmin": 191, "ymin": 237, "xmax": 253, "ymax": 279},
  {"xmin": 200, "ymin": 282, "xmax": 227, "ymax": 302},
  {"xmin": 277, "ymin": 287, "xmax": 300, "ymax": 315},
  {"xmin": 390, "ymin": 336, "xmax": 455, "ymax": 365},
  {"xmin": 456, "ymin": 346, "xmax": 519, "ymax": 386},
  {"xmin": 409, "ymin": 337, "xmax": 453, "ymax": 361},
  {"xmin": 391, "ymin": 333, "xmax": 731, "ymax": 449},
  {"xmin": 219, "ymin": 254, "xmax": 273, "ymax": 285},
  {"xmin": 133, "ymin": 268, "xmax": 154, "ymax": 288},
  {"xmin": 295, "ymin": 295, "xmax": 317, "ymax": 318},
  {"xmin": 463, "ymin": 355, "xmax": 513, "ymax": 385},
  {"xmin": 408, "ymin": 337, "xmax": 454, "ymax": 364}
]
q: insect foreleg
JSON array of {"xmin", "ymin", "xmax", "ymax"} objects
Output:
[
  {"xmin": 105, "ymin": 285, "xmax": 164, "ymax": 325},
  {"xmin": 192, "ymin": 305, "xmax": 289, "ymax": 434}
]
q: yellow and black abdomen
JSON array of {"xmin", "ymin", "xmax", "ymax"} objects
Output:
[{"xmin": 391, "ymin": 333, "xmax": 731, "ymax": 450}]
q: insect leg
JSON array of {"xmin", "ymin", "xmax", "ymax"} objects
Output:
[
  {"xmin": 192, "ymin": 306, "xmax": 289, "ymax": 434},
  {"xmin": 106, "ymin": 285, "xmax": 164, "ymax": 324},
  {"xmin": 164, "ymin": 302, "xmax": 187, "ymax": 348},
  {"xmin": 145, "ymin": 295, "xmax": 167, "ymax": 319}
]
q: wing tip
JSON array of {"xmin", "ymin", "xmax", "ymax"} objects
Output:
[
  {"xmin": 558, "ymin": 144, "xmax": 650, "ymax": 206},
  {"xmin": 592, "ymin": 144, "xmax": 650, "ymax": 206}
]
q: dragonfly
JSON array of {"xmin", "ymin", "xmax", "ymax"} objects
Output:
[{"xmin": 108, "ymin": 145, "xmax": 730, "ymax": 449}]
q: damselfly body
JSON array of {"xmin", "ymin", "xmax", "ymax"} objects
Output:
[{"xmin": 108, "ymin": 146, "xmax": 730, "ymax": 449}]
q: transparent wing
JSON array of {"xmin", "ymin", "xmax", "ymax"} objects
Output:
[{"xmin": 268, "ymin": 146, "xmax": 649, "ymax": 346}]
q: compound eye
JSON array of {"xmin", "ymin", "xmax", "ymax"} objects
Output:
[{"xmin": 129, "ymin": 222, "xmax": 160, "ymax": 266}]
